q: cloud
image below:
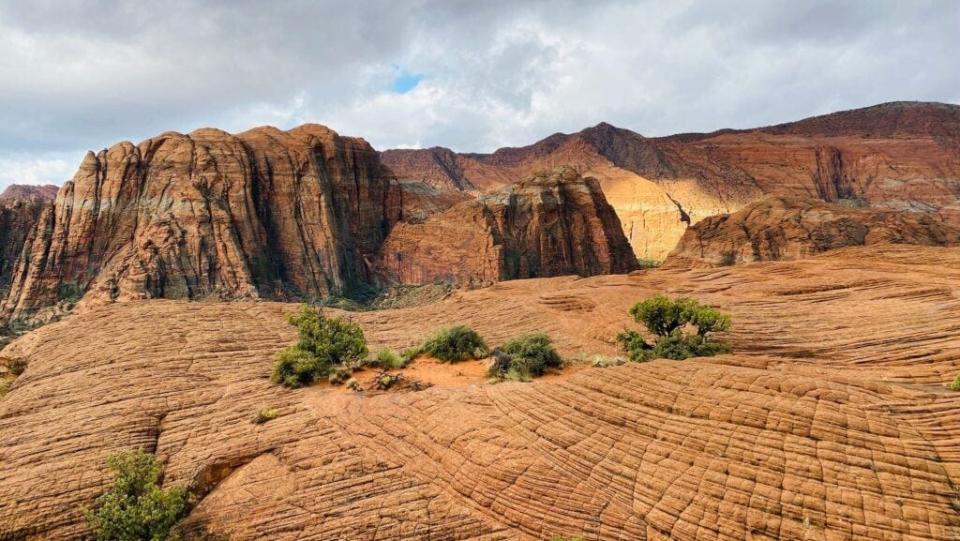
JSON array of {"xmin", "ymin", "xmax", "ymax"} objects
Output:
[{"xmin": 0, "ymin": 0, "xmax": 956, "ymax": 189}]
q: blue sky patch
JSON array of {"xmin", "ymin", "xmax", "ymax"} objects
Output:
[{"xmin": 391, "ymin": 66, "xmax": 424, "ymax": 94}]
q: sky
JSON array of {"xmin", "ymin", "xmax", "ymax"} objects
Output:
[{"xmin": 0, "ymin": 0, "xmax": 958, "ymax": 189}]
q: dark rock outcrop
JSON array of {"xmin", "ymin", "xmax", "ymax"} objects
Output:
[
  {"xmin": 667, "ymin": 196, "xmax": 960, "ymax": 266},
  {"xmin": 377, "ymin": 167, "xmax": 637, "ymax": 285},
  {"xmin": 0, "ymin": 185, "xmax": 58, "ymax": 298}
]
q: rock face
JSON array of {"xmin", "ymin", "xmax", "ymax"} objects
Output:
[
  {"xmin": 668, "ymin": 196, "xmax": 960, "ymax": 266},
  {"xmin": 382, "ymin": 101, "xmax": 960, "ymax": 262},
  {"xmin": 0, "ymin": 185, "xmax": 58, "ymax": 297},
  {"xmin": 0, "ymin": 125, "xmax": 401, "ymax": 322},
  {"xmin": 3, "ymin": 244, "xmax": 960, "ymax": 540},
  {"xmin": 377, "ymin": 168, "xmax": 638, "ymax": 285}
]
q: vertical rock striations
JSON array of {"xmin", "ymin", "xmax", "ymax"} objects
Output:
[
  {"xmin": 377, "ymin": 167, "xmax": 637, "ymax": 285},
  {"xmin": 0, "ymin": 185, "xmax": 58, "ymax": 299},
  {"xmin": 1, "ymin": 125, "xmax": 401, "ymax": 322}
]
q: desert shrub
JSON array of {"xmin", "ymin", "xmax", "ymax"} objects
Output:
[
  {"xmin": 487, "ymin": 333, "xmax": 562, "ymax": 381},
  {"xmin": 346, "ymin": 378, "xmax": 363, "ymax": 392},
  {"xmin": 619, "ymin": 295, "xmax": 731, "ymax": 362},
  {"xmin": 369, "ymin": 348, "xmax": 405, "ymax": 369},
  {"xmin": 328, "ymin": 365, "xmax": 352, "ymax": 385},
  {"xmin": 419, "ymin": 325, "xmax": 488, "ymax": 362},
  {"xmin": 271, "ymin": 306, "xmax": 367, "ymax": 388},
  {"xmin": 950, "ymin": 375, "xmax": 960, "ymax": 391},
  {"xmin": 254, "ymin": 407, "xmax": 279, "ymax": 424},
  {"xmin": 85, "ymin": 450, "xmax": 186, "ymax": 541},
  {"xmin": 57, "ymin": 282, "xmax": 83, "ymax": 303},
  {"xmin": 616, "ymin": 329, "xmax": 652, "ymax": 362}
]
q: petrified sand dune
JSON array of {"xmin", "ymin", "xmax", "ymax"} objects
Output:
[
  {"xmin": 668, "ymin": 196, "xmax": 960, "ymax": 266},
  {"xmin": 3, "ymin": 244, "xmax": 960, "ymax": 540}
]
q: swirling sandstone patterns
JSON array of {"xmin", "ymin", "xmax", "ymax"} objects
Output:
[{"xmin": 3, "ymin": 245, "xmax": 960, "ymax": 539}]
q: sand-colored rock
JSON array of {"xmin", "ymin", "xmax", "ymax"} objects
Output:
[
  {"xmin": 3, "ymin": 244, "xmax": 960, "ymax": 539},
  {"xmin": 668, "ymin": 196, "xmax": 960, "ymax": 266},
  {"xmin": 382, "ymin": 102, "xmax": 960, "ymax": 261},
  {"xmin": 0, "ymin": 125, "xmax": 402, "ymax": 323},
  {"xmin": 377, "ymin": 168, "xmax": 637, "ymax": 286}
]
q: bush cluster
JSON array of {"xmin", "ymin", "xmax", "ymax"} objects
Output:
[
  {"xmin": 85, "ymin": 450, "xmax": 186, "ymax": 541},
  {"xmin": 271, "ymin": 306, "xmax": 368, "ymax": 388},
  {"xmin": 488, "ymin": 333, "xmax": 562, "ymax": 381},
  {"xmin": 417, "ymin": 325, "xmax": 488, "ymax": 362},
  {"xmin": 617, "ymin": 294, "xmax": 731, "ymax": 361}
]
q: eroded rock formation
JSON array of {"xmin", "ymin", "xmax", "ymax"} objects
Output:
[
  {"xmin": 377, "ymin": 167, "xmax": 637, "ymax": 285},
  {"xmin": 382, "ymin": 101, "xmax": 960, "ymax": 262},
  {"xmin": 0, "ymin": 185, "xmax": 58, "ymax": 297},
  {"xmin": 3, "ymin": 245, "xmax": 960, "ymax": 539},
  {"xmin": 0, "ymin": 126, "xmax": 401, "ymax": 322},
  {"xmin": 667, "ymin": 196, "xmax": 960, "ymax": 266}
]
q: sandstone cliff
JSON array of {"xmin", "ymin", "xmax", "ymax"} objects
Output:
[
  {"xmin": 0, "ymin": 125, "xmax": 401, "ymax": 322},
  {"xmin": 667, "ymin": 196, "xmax": 960, "ymax": 266},
  {"xmin": 377, "ymin": 167, "xmax": 637, "ymax": 285},
  {"xmin": 382, "ymin": 101, "xmax": 960, "ymax": 262},
  {"xmin": 0, "ymin": 185, "xmax": 58, "ymax": 299}
]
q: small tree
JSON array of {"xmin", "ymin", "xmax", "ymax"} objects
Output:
[
  {"xmin": 85, "ymin": 450, "xmax": 186, "ymax": 541},
  {"xmin": 619, "ymin": 294, "xmax": 731, "ymax": 361},
  {"xmin": 272, "ymin": 306, "xmax": 368, "ymax": 388}
]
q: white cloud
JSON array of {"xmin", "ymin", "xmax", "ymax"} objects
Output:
[
  {"xmin": 0, "ymin": 152, "xmax": 81, "ymax": 187},
  {"xmin": 0, "ymin": 0, "xmax": 957, "ymax": 190}
]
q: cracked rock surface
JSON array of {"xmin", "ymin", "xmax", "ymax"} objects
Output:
[{"xmin": 2, "ymin": 244, "xmax": 960, "ymax": 539}]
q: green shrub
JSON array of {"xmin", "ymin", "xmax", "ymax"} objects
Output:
[
  {"xmin": 950, "ymin": 375, "xmax": 960, "ymax": 391},
  {"xmin": 254, "ymin": 407, "xmax": 279, "ymax": 424},
  {"xmin": 616, "ymin": 329, "xmax": 651, "ymax": 362},
  {"xmin": 85, "ymin": 450, "xmax": 186, "ymax": 541},
  {"xmin": 419, "ymin": 325, "xmax": 488, "ymax": 362},
  {"xmin": 370, "ymin": 348, "xmax": 405, "ymax": 369},
  {"xmin": 487, "ymin": 333, "xmax": 562, "ymax": 381},
  {"xmin": 271, "ymin": 306, "xmax": 368, "ymax": 388},
  {"xmin": 619, "ymin": 295, "xmax": 731, "ymax": 362}
]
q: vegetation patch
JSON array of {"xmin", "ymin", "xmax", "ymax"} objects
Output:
[
  {"xmin": 415, "ymin": 325, "xmax": 488, "ymax": 363},
  {"xmin": 271, "ymin": 306, "xmax": 368, "ymax": 388},
  {"xmin": 253, "ymin": 407, "xmax": 279, "ymax": 424},
  {"xmin": 487, "ymin": 333, "xmax": 562, "ymax": 381},
  {"xmin": 617, "ymin": 294, "xmax": 731, "ymax": 362},
  {"xmin": 84, "ymin": 450, "xmax": 187, "ymax": 541},
  {"xmin": 950, "ymin": 375, "xmax": 960, "ymax": 391},
  {"xmin": 368, "ymin": 348, "xmax": 406, "ymax": 370}
]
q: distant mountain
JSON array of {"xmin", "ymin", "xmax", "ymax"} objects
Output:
[
  {"xmin": 0, "ymin": 184, "xmax": 59, "ymax": 204},
  {"xmin": 381, "ymin": 101, "xmax": 960, "ymax": 261}
]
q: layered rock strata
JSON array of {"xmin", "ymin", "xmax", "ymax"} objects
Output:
[
  {"xmin": 668, "ymin": 196, "xmax": 960, "ymax": 266},
  {"xmin": 377, "ymin": 168, "xmax": 638, "ymax": 285}
]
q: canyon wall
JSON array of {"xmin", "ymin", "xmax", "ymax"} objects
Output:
[
  {"xmin": 0, "ymin": 125, "xmax": 402, "ymax": 322},
  {"xmin": 382, "ymin": 101, "xmax": 960, "ymax": 262},
  {"xmin": 0, "ymin": 185, "xmax": 58, "ymax": 299},
  {"xmin": 377, "ymin": 168, "xmax": 637, "ymax": 285}
]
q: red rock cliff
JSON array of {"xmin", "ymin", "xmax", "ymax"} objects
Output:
[
  {"xmin": 0, "ymin": 185, "xmax": 58, "ymax": 298},
  {"xmin": 667, "ymin": 196, "xmax": 960, "ymax": 266},
  {"xmin": 381, "ymin": 102, "xmax": 960, "ymax": 261},
  {"xmin": 1, "ymin": 125, "xmax": 401, "ymax": 322},
  {"xmin": 377, "ymin": 167, "xmax": 637, "ymax": 285}
]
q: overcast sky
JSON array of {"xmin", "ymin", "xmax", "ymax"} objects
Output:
[{"xmin": 0, "ymin": 0, "xmax": 957, "ymax": 189}]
